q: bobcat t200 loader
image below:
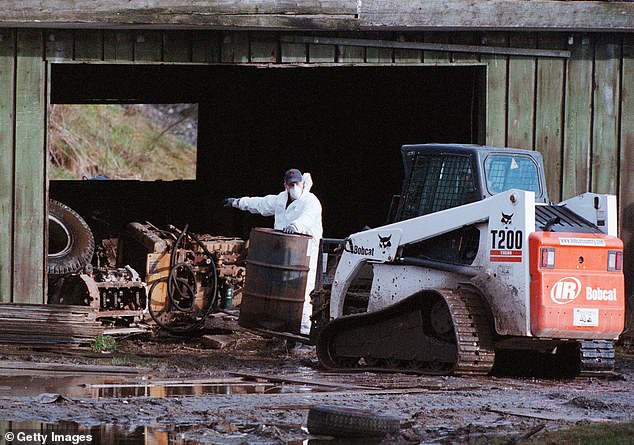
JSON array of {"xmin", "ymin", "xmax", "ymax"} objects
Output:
[{"xmin": 313, "ymin": 144, "xmax": 624, "ymax": 377}]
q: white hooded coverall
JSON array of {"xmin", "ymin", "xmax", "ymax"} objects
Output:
[{"xmin": 237, "ymin": 173, "xmax": 323, "ymax": 335}]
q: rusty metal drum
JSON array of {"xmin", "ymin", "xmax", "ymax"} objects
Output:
[{"xmin": 239, "ymin": 228, "xmax": 311, "ymax": 334}]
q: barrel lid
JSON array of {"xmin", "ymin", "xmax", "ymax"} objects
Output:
[{"xmin": 252, "ymin": 227, "xmax": 312, "ymax": 239}]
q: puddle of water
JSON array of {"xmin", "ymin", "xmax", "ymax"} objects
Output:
[
  {"xmin": 92, "ymin": 382, "xmax": 322, "ymax": 398},
  {"xmin": 0, "ymin": 375, "xmax": 324, "ymax": 399},
  {"xmin": 0, "ymin": 420, "xmax": 190, "ymax": 445}
]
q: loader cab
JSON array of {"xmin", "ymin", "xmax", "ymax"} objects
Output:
[
  {"xmin": 394, "ymin": 144, "xmax": 547, "ymax": 265},
  {"xmin": 395, "ymin": 144, "xmax": 548, "ymax": 221}
]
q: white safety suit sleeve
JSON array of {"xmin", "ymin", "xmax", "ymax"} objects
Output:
[
  {"xmin": 287, "ymin": 195, "xmax": 322, "ymax": 236},
  {"xmin": 237, "ymin": 193, "xmax": 282, "ymax": 217}
]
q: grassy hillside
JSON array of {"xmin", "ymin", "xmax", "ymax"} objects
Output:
[{"xmin": 48, "ymin": 104, "xmax": 197, "ymax": 181}]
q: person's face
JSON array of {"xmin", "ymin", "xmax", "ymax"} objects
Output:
[{"xmin": 285, "ymin": 181, "xmax": 304, "ymax": 199}]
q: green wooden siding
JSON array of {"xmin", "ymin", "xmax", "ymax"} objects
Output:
[
  {"xmin": 0, "ymin": 29, "xmax": 633, "ymax": 311},
  {"xmin": 0, "ymin": 30, "xmax": 16, "ymax": 303},
  {"xmin": 13, "ymin": 30, "xmax": 46, "ymax": 304}
]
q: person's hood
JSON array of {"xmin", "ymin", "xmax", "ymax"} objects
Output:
[{"xmin": 302, "ymin": 173, "xmax": 313, "ymax": 195}]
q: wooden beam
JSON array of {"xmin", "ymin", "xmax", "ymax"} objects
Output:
[
  {"xmin": 284, "ymin": 36, "xmax": 571, "ymax": 59},
  {"xmin": 360, "ymin": 0, "xmax": 634, "ymax": 32},
  {"xmin": 0, "ymin": 30, "xmax": 15, "ymax": 303},
  {"xmin": 1, "ymin": 1, "xmax": 632, "ymax": 32},
  {"xmin": 0, "ymin": 1, "xmax": 359, "ymax": 31},
  {"xmin": 13, "ymin": 30, "xmax": 46, "ymax": 304}
]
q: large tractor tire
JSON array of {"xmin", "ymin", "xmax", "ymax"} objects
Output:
[{"xmin": 48, "ymin": 199, "xmax": 95, "ymax": 276}]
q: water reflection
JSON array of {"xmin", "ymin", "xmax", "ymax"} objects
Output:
[
  {"xmin": 0, "ymin": 421, "xmax": 190, "ymax": 445},
  {"xmin": 0, "ymin": 375, "xmax": 322, "ymax": 399}
]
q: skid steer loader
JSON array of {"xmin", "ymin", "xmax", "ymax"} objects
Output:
[{"xmin": 312, "ymin": 144, "xmax": 624, "ymax": 376}]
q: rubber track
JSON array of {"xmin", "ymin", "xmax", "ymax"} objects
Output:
[
  {"xmin": 442, "ymin": 288, "xmax": 495, "ymax": 376},
  {"xmin": 316, "ymin": 288, "xmax": 495, "ymax": 376},
  {"xmin": 578, "ymin": 340, "xmax": 615, "ymax": 376}
]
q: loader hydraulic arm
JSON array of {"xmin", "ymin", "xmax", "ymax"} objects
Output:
[{"xmin": 329, "ymin": 189, "xmax": 534, "ymax": 318}]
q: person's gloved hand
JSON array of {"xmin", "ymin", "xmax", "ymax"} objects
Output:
[
  {"xmin": 223, "ymin": 198, "xmax": 239, "ymax": 208},
  {"xmin": 283, "ymin": 224, "xmax": 298, "ymax": 234}
]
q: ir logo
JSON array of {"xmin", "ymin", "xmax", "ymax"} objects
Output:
[{"xmin": 550, "ymin": 277, "xmax": 582, "ymax": 304}]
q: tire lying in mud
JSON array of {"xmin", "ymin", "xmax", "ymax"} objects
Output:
[
  {"xmin": 307, "ymin": 405, "xmax": 400, "ymax": 438},
  {"xmin": 48, "ymin": 199, "xmax": 95, "ymax": 276}
]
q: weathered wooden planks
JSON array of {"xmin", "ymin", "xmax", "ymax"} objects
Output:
[
  {"xmin": 482, "ymin": 33, "xmax": 508, "ymax": 148},
  {"xmin": 192, "ymin": 31, "xmax": 221, "ymax": 63},
  {"xmin": 74, "ymin": 29, "xmax": 103, "ymax": 61},
  {"xmin": 103, "ymin": 30, "xmax": 134, "ymax": 61},
  {"xmin": 359, "ymin": 0, "xmax": 634, "ymax": 32},
  {"xmin": 13, "ymin": 30, "xmax": 46, "ymax": 304},
  {"xmin": 0, "ymin": 30, "xmax": 16, "ymax": 304},
  {"xmin": 620, "ymin": 35, "xmax": 634, "ymax": 333},
  {"xmin": 394, "ymin": 33, "xmax": 422, "ymax": 64},
  {"xmin": 221, "ymin": 32, "xmax": 249, "ymax": 63},
  {"xmin": 163, "ymin": 31, "xmax": 192, "ymax": 63},
  {"xmin": 2, "ymin": 1, "xmax": 634, "ymax": 32},
  {"xmin": 507, "ymin": 34, "xmax": 536, "ymax": 150},
  {"xmin": 0, "ymin": 304, "xmax": 104, "ymax": 349},
  {"xmin": 592, "ymin": 37, "xmax": 621, "ymax": 195},
  {"xmin": 535, "ymin": 34, "xmax": 566, "ymax": 201},
  {"xmin": 133, "ymin": 31, "xmax": 162, "ymax": 62},
  {"xmin": 563, "ymin": 35, "xmax": 593, "ymax": 198},
  {"xmin": 45, "ymin": 30, "xmax": 73, "ymax": 61},
  {"xmin": 250, "ymin": 32, "xmax": 278, "ymax": 63}
]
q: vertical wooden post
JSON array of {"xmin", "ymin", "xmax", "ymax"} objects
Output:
[
  {"xmin": 563, "ymin": 34, "xmax": 593, "ymax": 199},
  {"xmin": 535, "ymin": 34, "xmax": 566, "ymax": 201},
  {"xmin": 592, "ymin": 36, "xmax": 621, "ymax": 195},
  {"xmin": 13, "ymin": 30, "xmax": 46, "ymax": 304},
  {"xmin": 507, "ymin": 34, "xmax": 536, "ymax": 150},
  {"xmin": 620, "ymin": 35, "xmax": 634, "ymax": 336},
  {"xmin": 0, "ymin": 30, "xmax": 15, "ymax": 303},
  {"xmin": 482, "ymin": 33, "xmax": 508, "ymax": 148}
]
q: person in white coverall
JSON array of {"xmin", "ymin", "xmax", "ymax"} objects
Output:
[{"xmin": 223, "ymin": 169, "xmax": 323, "ymax": 335}]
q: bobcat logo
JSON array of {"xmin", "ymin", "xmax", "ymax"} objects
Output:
[
  {"xmin": 501, "ymin": 212, "xmax": 514, "ymax": 225},
  {"xmin": 378, "ymin": 234, "xmax": 392, "ymax": 249}
]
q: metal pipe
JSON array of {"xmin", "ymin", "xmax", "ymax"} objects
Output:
[{"xmin": 395, "ymin": 256, "xmax": 480, "ymax": 277}]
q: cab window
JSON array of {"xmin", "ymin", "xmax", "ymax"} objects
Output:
[{"xmin": 484, "ymin": 154, "xmax": 540, "ymax": 196}]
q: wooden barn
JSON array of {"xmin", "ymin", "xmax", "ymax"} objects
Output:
[{"xmin": 0, "ymin": 1, "xmax": 633, "ymax": 333}]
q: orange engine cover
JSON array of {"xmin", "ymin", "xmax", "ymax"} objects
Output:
[{"xmin": 529, "ymin": 231, "xmax": 624, "ymax": 339}]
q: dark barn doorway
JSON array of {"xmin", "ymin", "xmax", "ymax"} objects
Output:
[{"xmin": 50, "ymin": 63, "xmax": 483, "ymax": 240}]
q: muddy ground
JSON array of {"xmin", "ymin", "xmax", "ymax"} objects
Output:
[{"xmin": 0, "ymin": 331, "xmax": 633, "ymax": 445}]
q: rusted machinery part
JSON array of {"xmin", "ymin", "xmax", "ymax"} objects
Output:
[{"xmin": 315, "ymin": 288, "xmax": 495, "ymax": 376}]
